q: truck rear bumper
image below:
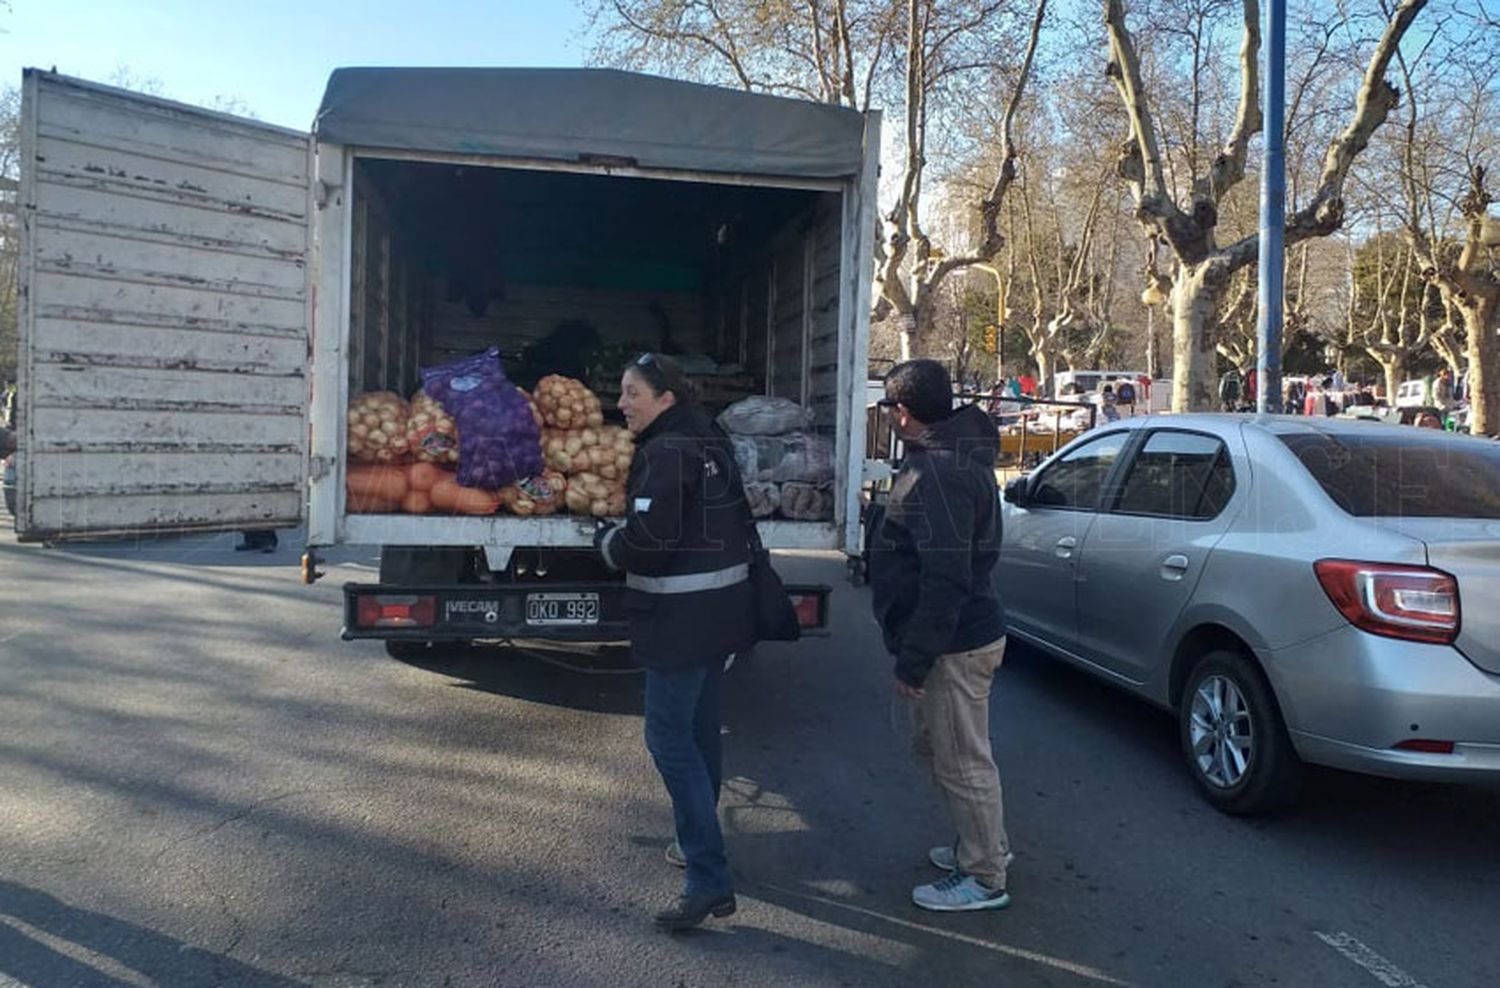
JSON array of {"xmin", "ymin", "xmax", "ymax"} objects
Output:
[
  {"xmin": 342, "ymin": 581, "xmax": 831, "ymax": 642},
  {"xmin": 343, "ymin": 581, "xmax": 631, "ymax": 643}
]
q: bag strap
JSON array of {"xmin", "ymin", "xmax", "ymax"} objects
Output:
[
  {"xmin": 745, "ymin": 510, "xmax": 767, "ymax": 554},
  {"xmin": 708, "ymin": 418, "xmax": 766, "ymax": 555}
]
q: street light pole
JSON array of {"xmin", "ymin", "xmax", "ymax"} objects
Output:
[{"xmin": 1256, "ymin": 0, "xmax": 1287, "ymax": 414}]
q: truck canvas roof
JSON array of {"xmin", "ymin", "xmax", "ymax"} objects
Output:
[{"xmin": 314, "ymin": 67, "xmax": 869, "ymax": 180}]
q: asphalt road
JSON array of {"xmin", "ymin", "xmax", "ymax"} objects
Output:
[{"xmin": 0, "ymin": 524, "xmax": 1496, "ymax": 988}]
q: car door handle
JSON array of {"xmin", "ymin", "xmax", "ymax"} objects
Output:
[
  {"xmin": 1161, "ymin": 554, "xmax": 1189, "ymax": 581},
  {"xmin": 1055, "ymin": 536, "xmax": 1077, "ymax": 559}
]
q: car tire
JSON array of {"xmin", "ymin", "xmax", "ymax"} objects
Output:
[{"xmin": 1179, "ymin": 648, "xmax": 1301, "ymax": 815}]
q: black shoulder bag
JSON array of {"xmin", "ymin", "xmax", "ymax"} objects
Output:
[
  {"xmin": 710, "ymin": 417, "xmax": 801, "ymax": 643},
  {"xmin": 746, "ymin": 516, "xmax": 801, "ymax": 643}
]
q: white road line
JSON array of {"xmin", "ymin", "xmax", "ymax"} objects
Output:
[
  {"xmin": 755, "ymin": 882, "xmax": 1133, "ymax": 986},
  {"xmin": 1315, "ymin": 931, "xmax": 1429, "ymax": 988}
]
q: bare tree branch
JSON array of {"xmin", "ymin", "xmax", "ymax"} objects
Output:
[
  {"xmin": 1197, "ymin": 0, "xmax": 1263, "ymax": 203},
  {"xmin": 1104, "ymin": 0, "xmax": 1174, "ymax": 214},
  {"xmin": 1285, "ymin": 0, "xmax": 1429, "ymax": 244}
]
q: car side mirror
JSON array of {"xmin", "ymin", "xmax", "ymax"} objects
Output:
[{"xmin": 1003, "ymin": 476, "xmax": 1029, "ymax": 506}]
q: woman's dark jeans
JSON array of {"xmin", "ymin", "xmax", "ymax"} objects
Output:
[{"xmin": 644, "ymin": 659, "xmax": 731, "ymax": 897}]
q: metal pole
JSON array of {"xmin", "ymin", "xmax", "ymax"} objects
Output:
[
  {"xmin": 997, "ymin": 281, "xmax": 1005, "ymax": 384},
  {"xmin": 1256, "ymin": 0, "xmax": 1286, "ymax": 414}
]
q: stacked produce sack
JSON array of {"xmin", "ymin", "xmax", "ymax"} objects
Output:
[
  {"xmin": 717, "ymin": 396, "xmax": 835, "ymax": 521},
  {"xmin": 343, "ymin": 354, "xmax": 623, "ymax": 518},
  {"xmin": 534, "ymin": 374, "xmax": 633, "ymax": 517}
]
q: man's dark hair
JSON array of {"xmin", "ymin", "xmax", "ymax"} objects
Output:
[{"xmin": 884, "ymin": 359, "xmax": 953, "ymax": 424}]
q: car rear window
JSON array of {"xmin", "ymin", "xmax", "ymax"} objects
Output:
[{"xmin": 1279, "ymin": 433, "xmax": 1500, "ymax": 518}]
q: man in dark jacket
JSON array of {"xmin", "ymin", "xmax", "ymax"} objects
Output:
[{"xmin": 870, "ymin": 359, "xmax": 1012, "ymax": 913}]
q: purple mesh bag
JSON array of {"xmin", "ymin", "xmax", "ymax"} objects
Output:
[{"xmin": 419, "ymin": 348, "xmax": 543, "ymax": 490}]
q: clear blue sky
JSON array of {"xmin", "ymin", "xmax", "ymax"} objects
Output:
[{"xmin": 2, "ymin": 1, "xmax": 591, "ymax": 129}]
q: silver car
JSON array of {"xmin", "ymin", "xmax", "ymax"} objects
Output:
[{"xmin": 1000, "ymin": 414, "xmax": 1500, "ymax": 814}]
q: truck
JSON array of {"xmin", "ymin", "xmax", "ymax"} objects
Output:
[{"xmin": 13, "ymin": 68, "xmax": 883, "ymax": 652}]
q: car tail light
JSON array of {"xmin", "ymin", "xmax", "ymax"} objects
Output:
[
  {"xmin": 1313, "ymin": 560, "xmax": 1459, "ymax": 645},
  {"xmin": 1393, "ymin": 739, "xmax": 1455, "ymax": 754},
  {"xmin": 355, "ymin": 594, "xmax": 437, "ymax": 629}
]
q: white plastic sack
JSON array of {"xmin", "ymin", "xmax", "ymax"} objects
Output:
[
  {"xmin": 731, "ymin": 432, "xmax": 834, "ymax": 484},
  {"xmin": 718, "ymin": 395, "xmax": 814, "ymax": 436}
]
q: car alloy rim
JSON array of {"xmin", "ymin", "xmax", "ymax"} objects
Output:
[{"xmin": 1189, "ymin": 674, "xmax": 1253, "ymax": 788}]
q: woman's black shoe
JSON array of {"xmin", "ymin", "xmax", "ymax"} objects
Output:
[{"xmin": 653, "ymin": 890, "xmax": 736, "ymax": 931}]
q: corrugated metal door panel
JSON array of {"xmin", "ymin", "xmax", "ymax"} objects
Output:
[{"xmin": 18, "ymin": 71, "xmax": 312, "ymax": 541}]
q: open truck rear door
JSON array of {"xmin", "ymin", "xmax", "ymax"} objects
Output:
[{"xmin": 16, "ymin": 71, "xmax": 312, "ymax": 542}]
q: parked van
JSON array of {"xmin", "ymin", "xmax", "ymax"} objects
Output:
[{"xmin": 1395, "ymin": 379, "xmax": 1429, "ymax": 408}]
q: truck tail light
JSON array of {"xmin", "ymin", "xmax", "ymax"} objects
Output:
[
  {"xmin": 355, "ymin": 594, "xmax": 437, "ymax": 629},
  {"xmin": 791, "ymin": 593, "xmax": 823, "ymax": 629},
  {"xmin": 1314, "ymin": 560, "xmax": 1459, "ymax": 645},
  {"xmin": 782, "ymin": 585, "xmax": 831, "ymax": 632}
]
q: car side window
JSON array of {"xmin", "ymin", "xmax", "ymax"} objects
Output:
[
  {"xmin": 1113, "ymin": 431, "xmax": 1235, "ymax": 519},
  {"xmin": 1030, "ymin": 432, "xmax": 1129, "ymax": 510}
]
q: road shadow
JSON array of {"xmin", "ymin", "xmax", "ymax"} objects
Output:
[
  {"xmin": 388, "ymin": 640, "xmax": 647, "ymax": 716},
  {"xmin": 0, "ymin": 879, "xmax": 307, "ymax": 988}
]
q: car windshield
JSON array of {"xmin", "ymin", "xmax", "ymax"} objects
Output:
[{"xmin": 1279, "ymin": 432, "xmax": 1500, "ymax": 518}]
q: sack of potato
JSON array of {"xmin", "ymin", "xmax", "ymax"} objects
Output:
[
  {"xmin": 497, "ymin": 469, "xmax": 567, "ymax": 516},
  {"xmin": 347, "ymin": 391, "xmax": 411, "ymax": 463},
  {"xmin": 542, "ymin": 425, "xmax": 635, "ymax": 480},
  {"xmin": 406, "ymin": 389, "xmax": 460, "ymax": 465},
  {"xmin": 564, "ymin": 471, "xmax": 627, "ymax": 517},
  {"xmin": 534, "ymin": 375, "xmax": 604, "ymax": 429}
]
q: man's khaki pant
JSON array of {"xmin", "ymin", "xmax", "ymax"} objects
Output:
[{"xmin": 910, "ymin": 637, "xmax": 1010, "ymax": 889}]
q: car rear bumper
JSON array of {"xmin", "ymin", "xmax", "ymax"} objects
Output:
[
  {"xmin": 1265, "ymin": 625, "xmax": 1500, "ymax": 780},
  {"xmin": 1288, "ymin": 732, "xmax": 1500, "ymax": 780}
]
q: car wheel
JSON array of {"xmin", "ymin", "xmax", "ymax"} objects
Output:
[{"xmin": 1179, "ymin": 648, "xmax": 1300, "ymax": 815}]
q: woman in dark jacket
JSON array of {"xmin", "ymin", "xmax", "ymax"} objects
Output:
[{"xmin": 595, "ymin": 353, "xmax": 755, "ymax": 930}]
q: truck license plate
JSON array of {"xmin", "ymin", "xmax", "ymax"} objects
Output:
[{"xmin": 524, "ymin": 592, "xmax": 600, "ymax": 627}]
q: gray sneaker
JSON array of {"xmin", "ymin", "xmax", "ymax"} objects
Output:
[
  {"xmin": 665, "ymin": 839, "xmax": 686, "ymax": 868},
  {"xmin": 928, "ymin": 844, "xmax": 1016, "ymax": 872},
  {"xmin": 912, "ymin": 872, "xmax": 1010, "ymax": 912}
]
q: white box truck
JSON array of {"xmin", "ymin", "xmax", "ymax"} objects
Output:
[{"xmin": 14, "ymin": 68, "xmax": 882, "ymax": 650}]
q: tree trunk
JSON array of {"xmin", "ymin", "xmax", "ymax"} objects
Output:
[
  {"xmin": 1377, "ymin": 355, "xmax": 1404, "ymax": 407},
  {"xmin": 1170, "ymin": 261, "xmax": 1229, "ymax": 412},
  {"xmin": 1465, "ymin": 295, "xmax": 1499, "ymax": 436},
  {"xmin": 895, "ymin": 302, "xmax": 940, "ymax": 362},
  {"xmin": 1033, "ymin": 346, "xmax": 1055, "ymax": 397}
]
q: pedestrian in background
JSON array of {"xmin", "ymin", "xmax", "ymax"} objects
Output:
[
  {"xmin": 870, "ymin": 359, "xmax": 1012, "ymax": 912},
  {"xmin": 595, "ymin": 352, "xmax": 754, "ymax": 931},
  {"xmin": 1218, "ymin": 370, "xmax": 1242, "ymax": 411}
]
